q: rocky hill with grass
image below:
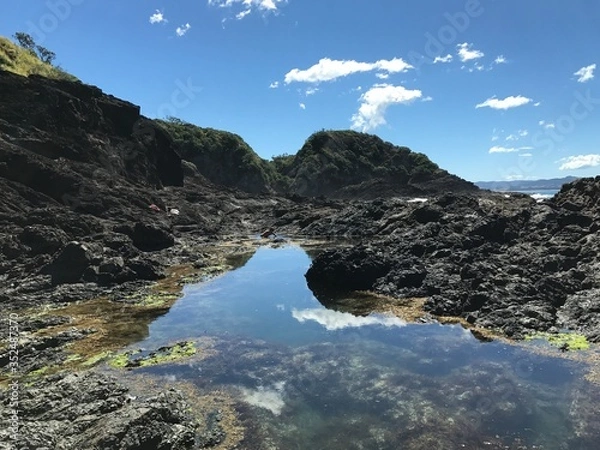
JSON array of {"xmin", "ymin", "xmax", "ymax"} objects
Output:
[
  {"xmin": 276, "ymin": 130, "xmax": 478, "ymax": 199},
  {"xmin": 156, "ymin": 118, "xmax": 280, "ymax": 194},
  {"xmin": 0, "ymin": 36, "xmax": 77, "ymax": 81}
]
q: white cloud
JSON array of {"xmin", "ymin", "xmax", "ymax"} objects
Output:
[
  {"xmin": 489, "ymin": 146, "xmax": 532, "ymax": 154},
  {"xmin": 574, "ymin": 64, "xmax": 596, "ymax": 83},
  {"xmin": 292, "ymin": 308, "xmax": 406, "ymax": 331},
  {"xmin": 375, "ymin": 73, "xmax": 389, "ymax": 79},
  {"xmin": 559, "ymin": 154, "xmax": 600, "ymax": 170},
  {"xmin": 505, "ymin": 174, "xmax": 526, "ymax": 181},
  {"xmin": 519, "ymin": 153, "xmax": 533, "ymax": 157},
  {"xmin": 539, "ymin": 120, "xmax": 555, "ymax": 129},
  {"xmin": 434, "ymin": 54, "xmax": 453, "ymax": 64},
  {"xmin": 299, "ymin": 102, "xmax": 306, "ymax": 110},
  {"xmin": 519, "ymin": 129, "xmax": 529, "ymax": 137},
  {"xmin": 351, "ymin": 84, "xmax": 422, "ymax": 131},
  {"xmin": 236, "ymin": 9, "xmax": 251, "ymax": 20},
  {"xmin": 305, "ymin": 87, "xmax": 319, "ymax": 95},
  {"xmin": 176, "ymin": 23, "xmax": 191, "ymax": 37},
  {"xmin": 149, "ymin": 10, "xmax": 167, "ymax": 24},
  {"xmin": 494, "ymin": 55, "xmax": 507, "ymax": 64},
  {"xmin": 489, "ymin": 146, "xmax": 520, "ymax": 153},
  {"xmin": 208, "ymin": 0, "xmax": 287, "ymax": 19},
  {"xmin": 476, "ymin": 95, "xmax": 532, "ymax": 110},
  {"xmin": 506, "ymin": 134, "xmax": 518, "ymax": 141},
  {"xmin": 457, "ymin": 42, "xmax": 484, "ymax": 62},
  {"xmin": 284, "ymin": 57, "xmax": 413, "ymax": 84},
  {"xmin": 269, "ymin": 81, "xmax": 279, "ymax": 89},
  {"xmin": 534, "ymin": 101, "xmax": 541, "ymax": 107}
]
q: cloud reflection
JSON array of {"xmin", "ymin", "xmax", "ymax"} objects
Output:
[{"xmin": 292, "ymin": 308, "xmax": 406, "ymax": 331}]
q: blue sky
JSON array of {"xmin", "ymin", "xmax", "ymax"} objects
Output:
[{"xmin": 1, "ymin": 1, "xmax": 599, "ymax": 182}]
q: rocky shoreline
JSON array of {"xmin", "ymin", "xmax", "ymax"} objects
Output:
[{"xmin": 1, "ymin": 69, "xmax": 600, "ymax": 448}]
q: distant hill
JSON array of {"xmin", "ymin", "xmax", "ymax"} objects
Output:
[
  {"xmin": 476, "ymin": 176, "xmax": 579, "ymax": 192},
  {"xmin": 274, "ymin": 130, "xmax": 478, "ymax": 199},
  {"xmin": 0, "ymin": 36, "xmax": 77, "ymax": 82},
  {"xmin": 156, "ymin": 118, "xmax": 280, "ymax": 194}
]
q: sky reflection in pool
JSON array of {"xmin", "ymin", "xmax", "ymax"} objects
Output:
[{"xmin": 135, "ymin": 245, "xmax": 600, "ymax": 450}]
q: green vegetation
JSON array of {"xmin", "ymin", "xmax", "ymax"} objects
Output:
[
  {"xmin": 155, "ymin": 124, "xmax": 460, "ymax": 197},
  {"xmin": 109, "ymin": 341, "xmax": 197, "ymax": 369},
  {"xmin": 157, "ymin": 117, "xmax": 283, "ymax": 193},
  {"xmin": 277, "ymin": 129, "xmax": 449, "ymax": 197},
  {"xmin": 525, "ymin": 332, "xmax": 590, "ymax": 351},
  {"xmin": 0, "ymin": 34, "xmax": 77, "ymax": 81}
]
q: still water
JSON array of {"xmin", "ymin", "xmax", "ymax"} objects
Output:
[{"xmin": 127, "ymin": 245, "xmax": 600, "ymax": 449}]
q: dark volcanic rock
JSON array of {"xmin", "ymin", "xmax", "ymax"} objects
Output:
[
  {"xmin": 19, "ymin": 224, "xmax": 69, "ymax": 255},
  {"xmin": 305, "ymin": 184, "xmax": 600, "ymax": 341},
  {"xmin": 40, "ymin": 241, "xmax": 95, "ymax": 284},
  {"xmin": 0, "ymin": 372, "xmax": 202, "ymax": 450},
  {"xmin": 306, "ymin": 245, "xmax": 393, "ymax": 292},
  {"xmin": 131, "ymin": 222, "xmax": 176, "ymax": 252}
]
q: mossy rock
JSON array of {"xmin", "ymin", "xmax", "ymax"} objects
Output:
[
  {"xmin": 525, "ymin": 332, "xmax": 590, "ymax": 351},
  {"xmin": 109, "ymin": 341, "xmax": 197, "ymax": 369}
]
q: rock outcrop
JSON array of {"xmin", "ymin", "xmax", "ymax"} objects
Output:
[
  {"xmin": 277, "ymin": 130, "xmax": 478, "ymax": 199},
  {"xmin": 305, "ymin": 187, "xmax": 600, "ymax": 341}
]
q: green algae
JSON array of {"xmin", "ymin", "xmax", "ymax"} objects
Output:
[
  {"xmin": 81, "ymin": 351, "xmax": 113, "ymax": 367},
  {"xmin": 525, "ymin": 332, "xmax": 590, "ymax": 351},
  {"xmin": 109, "ymin": 341, "xmax": 197, "ymax": 369}
]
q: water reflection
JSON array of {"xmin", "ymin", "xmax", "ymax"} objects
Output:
[
  {"xmin": 122, "ymin": 245, "xmax": 600, "ymax": 449},
  {"xmin": 292, "ymin": 308, "xmax": 406, "ymax": 330}
]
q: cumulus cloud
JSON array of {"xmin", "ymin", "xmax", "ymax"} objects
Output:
[
  {"xmin": 559, "ymin": 154, "xmax": 600, "ymax": 170},
  {"xmin": 476, "ymin": 95, "xmax": 532, "ymax": 110},
  {"xmin": 434, "ymin": 54, "xmax": 453, "ymax": 64},
  {"xmin": 494, "ymin": 55, "xmax": 507, "ymax": 64},
  {"xmin": 208, "ymin": 0, "xmax": 286, "ymax": 19},
  {"xmin": 292, "ymin": 308, "xmax": 406, "ymax": 331},
  {"xmin": 305, "ymin": 87, "xmax": 319, "ymax": 95},
  {"xmin": 574, "ymin": 64, "xmax": 596, "ymax": 83},
  {"xmin": 176, "ymin": 23, "xmax": 191, "ymax": 36},
  {"xmin": 350, "ymin": 84, "xmax": 422, "ymax": 131},
  {"xmin": 457, "ymin": 42, "xmax": 484, "ymax": 62},
  {"xmin": 269, "ymin": 81, "xmax": 279, "ymax": 89},
  {"xmin": 149, "ymin": 10, "xmax": 167, "ymax": 24},
  {"xmin": 299, "ymin": 102, "xmax": 306, "ymax": 110},
  {"xmin": 284, "ymin": 57, "xmax": 413, "ymax": 84}
]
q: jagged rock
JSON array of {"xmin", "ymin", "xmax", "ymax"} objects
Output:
[
  {"xmin": 40, "ymin": 241, "xmax": 96, "ymax": 285},
  {"xmin": 0, "ymin": 372, "xmax": 201, "ymax": 450},
  {"xmin": 19, "ymin": 224, "xmax": 69, "ymax": 255},
  {"xmin": 131, "ymin": 222, "xmax": 175, "ymax": 252}
]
